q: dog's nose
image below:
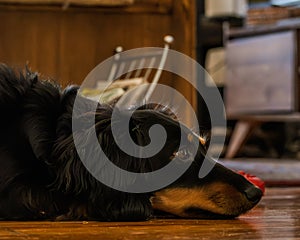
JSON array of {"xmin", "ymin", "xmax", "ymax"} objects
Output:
[{"xmin": 244, "ymin": 187, "xmax": 263, "ymax": 203}]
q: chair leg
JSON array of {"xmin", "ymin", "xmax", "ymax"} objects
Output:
[{"xmin": 225, "ymin": 120, "xmax": 260, "ymax": 159}]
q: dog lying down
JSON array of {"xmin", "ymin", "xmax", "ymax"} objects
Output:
[{"xmin": 0, "ymin": 64, "xmax": 262, "ymax": 221}]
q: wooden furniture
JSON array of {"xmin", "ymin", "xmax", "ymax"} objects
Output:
[
  {"xmin": 0, "ymin": 0, "xmax": 197, "ymax": 108},
  {"xmin": 81, "ymin": 35, "xmax": 174, "ymax": 104},
  {"xmin": 224, "ymin": 19, "xmax": 300, "ymax": 158}
]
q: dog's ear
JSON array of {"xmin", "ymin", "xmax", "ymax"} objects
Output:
[{"xmin": 22, "ymin": 81, "xmax": 61, "ymax": 163}]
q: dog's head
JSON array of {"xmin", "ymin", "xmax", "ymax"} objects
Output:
[
  {"xmin": 56, "ymin": 98, "xmax": 262, "ymax": 220},
  {"xmin": 115, "ymin": 106, "xmax": 262, "ymax": 219},
  {"xmin": 97, "ymin": 103, "xmax": 262, "ymax": 218}
]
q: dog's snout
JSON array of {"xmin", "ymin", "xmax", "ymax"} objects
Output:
[{"xmin": 244, "ymin": 187, "xmax": 263, "ymax": 203}]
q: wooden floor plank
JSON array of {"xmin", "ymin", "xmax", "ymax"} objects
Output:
[{"xmin": 0, "ymin": 187, "xmax": 299, "ymax": 240}]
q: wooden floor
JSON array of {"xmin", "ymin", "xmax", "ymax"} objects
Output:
[{"xmin": 0, "ymin": 188, "xmax": 299, "ymax": 240}]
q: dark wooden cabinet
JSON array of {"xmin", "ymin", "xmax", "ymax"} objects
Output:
[{"xmin": 0, "ymin": 0, "xmax": 197, "ymax": 108}]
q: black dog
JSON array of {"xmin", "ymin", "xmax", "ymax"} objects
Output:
[{"xmin": 0, "ymin": 64, "xmax": 262, "ymax": 221}]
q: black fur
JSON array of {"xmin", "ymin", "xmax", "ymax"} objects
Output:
[{"xmin": 0, "ymin": 64, "xmax": 262, "ymax": 221}]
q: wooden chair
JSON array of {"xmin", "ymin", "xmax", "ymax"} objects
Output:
[{"xmin": 83, "ymin": 35, "xmax": 174, "ymax": 104}]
